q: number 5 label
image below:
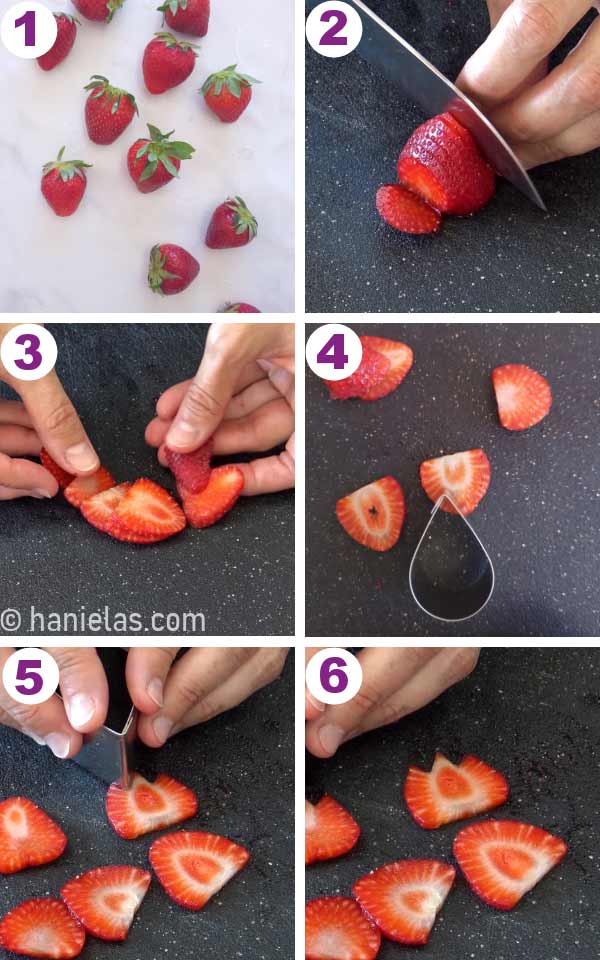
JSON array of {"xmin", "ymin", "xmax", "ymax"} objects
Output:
[
  {"xmin": 2, "ymin": 648, "xmax": 60, "ymax": 706},
  {"xmin": 306, "ymin": 648, "xmax": 363, "ymax": 706},
  {"xmin": 0, "ymin": 324, "xmax": 58, "ymax": 382},
  {"xmin": 306, "ymin": 1, "xmax": 363, "ymax": 58},
  {"xmin": 1, "ymin": 3, "xmax": 57, "ymax": 58},
  {"xmin": 306, "ymin": 323, "xmax": 363, "ymax": 381}
]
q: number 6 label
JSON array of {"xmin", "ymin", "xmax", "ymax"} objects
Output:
[
  {"xmin": 306, "ymin": 323, "xmax": 363, "ymax": 381},
  {"xmin": 306, "ymin": 648, "xmax": 363, "ymax": 706},
  {"xmin": 0, "ymin": 324, "xmax": 58, "ymax": 382},
  {"xmin": 306, "ymin": 1, "xmax": 363, "ymax": 58},
  {"xmin": 1, "ymin": 3, "xmax": 58, "ymax": 59},
  {"xmin": 2, "ymin": 648, "xmax": 60, "ymax": 706}
]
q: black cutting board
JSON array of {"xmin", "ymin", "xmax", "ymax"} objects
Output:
[
  {"xmin": 306, "ymin": 0, "xmax": 600, "ymax": 312},
  {"xmin": 306, "ymin": 322, "xmax": 600, "ymax": 637}
]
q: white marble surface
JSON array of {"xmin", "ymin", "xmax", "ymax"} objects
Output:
[{"xmin": 0, "ymin": 0, "xmax": 294, "ymax": 313}]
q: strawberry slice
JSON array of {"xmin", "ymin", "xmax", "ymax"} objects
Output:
[
  {"xmin": 420, "ymin": 448, "xmax": 491, "ymax": 515},
  {"xmin": 114, "ymin": 478, "xmax": 186, "ymax": 541},
  {"xmin": 360, "ymin": 335, "xmax": 414, "ymax": 397},
  {"xmin": 61, "ymin": 866, "xmax": 151, "ymax": 942},
  {"xmin": 166, "ymin": 438, "xmax": 213, "ymax": 494},
  {"xmin": 453, "ymin": 819, "xmax": 568, "ymax": 910},
  {"xmin": 149, "ymin": 831, "xmax": 250, "ymax": 910},
  {"xmin": 80, "ymin": 483, "xmax": 162, "ymax": 543},
  {"xmin": 305, "ymin": 796, "xmax": 360, "ymax": 865},
  {"xmin": 376, "ymin": 183, "xmax": 441, "ymax": 234},
  {"xmin": 63, "ymin": 466, "xmax": 115, "ymax": 507},
  {"xmin": 353, "ymin": 859, "xmax": 455, "ymax": 945},
  {"xmin": 336, "ymin": 476, "xmax": 405, "ymax": 551},
  {"xmin": 0, "ymin": 899, "xmax": 85, "ymax": 959},
  {"xmin": 0, "ymin": 797, "xmax": 67, "ymax": 875},
  {"xmin": 305, "ymin": 897, "xmax": 381, "ymax": 960},
  {"xmin": 180, "ymin": 464, "xmax": 244, "ymax": 528},
  {"xmin": 325, "ymin": 345, "xmax": 391, "ymax": 401},
  {"xmin": 40, "ymin": 449, "xmax": 74, "ymax": 490},
  {"xmin": 105, "ymin": 773, "xmax": 197, "ymax": 840},
  {"xmin": 404, "ymin": 753, "xmax": 509, "ymax": 829},
  {"xmin": 492, "ymin": 364, "xmax": 552, "ymax": 431}
]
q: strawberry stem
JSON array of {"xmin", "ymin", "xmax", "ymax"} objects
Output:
[{"xmin": 201, "ymin": 65, "xmax": 260, "ymax": 98}]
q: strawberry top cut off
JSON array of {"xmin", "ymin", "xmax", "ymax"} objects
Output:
[
  {"xmin": 404, "ymin": 752, "xmax": 509, "ymax": 829},
  {"xmin": 305, "ymin": 795, "xmax": 360, "ymax": 865}
]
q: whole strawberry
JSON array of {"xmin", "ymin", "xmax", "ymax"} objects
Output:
[
  {"xmin": 127, "ymin": 124, "xmax": 195, "ymax": 193},
  {"xmin": 201, "ymin": 65, "xmax": 259, "ymax": 123},
  {"xmin": 157, "ymin": 0, "xmax": 209, "ymax": 37},
  {"xmin": 72, "ymin": 0, "xmax": 125, "ymax": 22},
  {"xmin": 148, "ymin": 244, "xmax": 200, "ymax": 295},
  {"xmin": 84, "ymin": 76, "xmax": 138, "ymax": 145},
  {"xmin": 143, "ymin": 33, "xmax": 198, "ymax": 95},
  {"xmin": 37, "ymin": 13, "xmax": 79, "ymax": 71},
  {"xmin": 41, "ymin": 147, "xmax": 92, "ymax": 217},
  {"xmin": 206, "ymin": 197, "xmax": 257, "ymax": 249},
  {"xmin": 222, "ymin": 303, "xmax": 261, "ymax": 313}
]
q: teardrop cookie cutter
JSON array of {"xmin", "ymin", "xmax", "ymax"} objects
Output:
[{"xmin": 56, "ymin": 692, "xmax": 138, "ymax": 789}]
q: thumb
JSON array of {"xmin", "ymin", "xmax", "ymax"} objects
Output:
[{"xmin": 165, "ymin": 351, "xmax": 245, "ymax": 452}]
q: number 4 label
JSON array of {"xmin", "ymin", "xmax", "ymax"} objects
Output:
[
  {"xmin": 306, "ymin": 648, "xmax": 363, "ymax": 706},
  {"xmin": 306, "ymin": 2, "xmax": 363, "ymax": 58},
  {"xmin": 306, "ymin": 323, "xmax": 363, "ymax": 381}
]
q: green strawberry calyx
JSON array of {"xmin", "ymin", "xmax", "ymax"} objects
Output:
[
  {"xmin": 153, "ymin": 31, "xmax": 199, "ymax": 54},
  {"xmin": 226, "ymin": 196, "xmax": 258, "ymax": 239},
  {"xmin": 55, "ymin": 12, "xmax": 80, "ymax": 24},
  {"xmin": 135, "ymin": 124, "xmax": 196, "ymax": 183},
  {"xmin": 157, "ymin": 0, "xmax": 189, "ymax": 22},
  {"xmin": 84, "ymin": 75, "xmax": 138, "ymax": 117},
  {"xmin": 201, "ymin": 65, "xmax": 260, "ymax": 99},
  {"xmin": 148, "ymin": 245, "xmax": 181, "ymax": 295},
  {"xmin": 105, "ymin": 0, "xmax": 126, "ymax": 24},
  {"xmin": 42, "ymin": 146, "xmax": 92, "ymax": 182}
]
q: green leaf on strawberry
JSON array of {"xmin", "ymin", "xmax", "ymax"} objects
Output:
[
  {"xmin": 42, "ymin": 146, "xmax": 92, "ymax": 182},
  {"xmin": 136, "ymin": 124, "xmax": 195, "ymax": 182},
  {"xmin": 84, "ymin": 75, "xmax": 138, "ymax": 117},
  {"xmin": 201, "ymin": 64, "xmax": 260, "ymax": 100}
]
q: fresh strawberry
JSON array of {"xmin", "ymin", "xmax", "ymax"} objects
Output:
[
  {"xmin": 420, "ymin": 448, "xmax": 491, "ymax": 516},
  {"xmin": 72, "ymin": 0, "xmax": 125, "ymax": 22},
  {"xmin": 222, "ymin": 302, "xmax": 261, "ymax": 313},
  {"xmin": 113, "ymin": 479, "xmax": 186, "ymax": 541},
  {"xmin": 106, "ymin": 772, "xmax": 197, "ymax": 840},
  {"xmin": 376, "ymin": 183, "xmax": 441, "ymax": 234},
  {"xmin": 40, "ymin": 448, "xmax": 74, "ymax": 490},
  {"xmin": 492, "ymin": 363, "xmax": 552, "ymax": 431},
  {"xmin": 397, "ymin": 112, "xmax": 496, "ymax": 216},
  {"xmin": 336, "ymin": 476, "xmax": 405, "ymax": 552},
  {"xmin": 127, "ymin": 124, "xmax": 195, "ymax": 194},
  {"xmin": 41, "ymin": 147, "xmax": 92, "ymax": 217},
  {"xmin": 149, "ymin": 831, "xmax": 249, "ymax": 910},
  {"xmin": 79, "ymin": 482, "xmax": 159, "ymax": 543},
  {"xmin": 61, "ymin": 866, "xmax": 151, "ymax": 942},
  {"xmin": 37, "ymin": 14, "xmax": 78, "ymax": 71},
  {"xmin": 453, "ymin": 819, "xmax": 568, "ymax": 910},
  {"xmin": 63, "ymin": 466, "xmax": 115, "ymax": 508},
  {"xmin": 166, "ymin": 439, "xmax": 213, "ymax": 494},
  {"xmin": 0, "ymin": 899, "xmax": 85, "ymax": 959},
  {"xmin": 205, "ymin": 196, "xmax": 257, "ymax": 249},
  {"xmin": 404, "ymin": 753, "xmax": 509, "ymax": 830},
  {"xmin": 353, "ymin": 859, "xmax": 455, "ymax": 945},
  {"xmin": 361, "ymin": 335, "xmax": 414, "ymax": 396},
  {"xmin": 157, "ymin": 0, "xmax": 209, "ymax": 37},
  {"xmin": 305, "ymin": 796, "xmax": 360, "ymax": 866},
  {"xmin": 143, "ymin": 33, "xmax": 198, "ymax": 95},
  {"xmin": 148, "ymin": 244, "xmax": 200, "ymax": 296},
  {"xmin": 325, "ymin": 345, "xmax": 390, "ymax": 401},
  {"xmin": 0, "ymin": 798, "xmax": 67, "ymax": 875},
  {"xmin": 83, "ymin": 76, "xmax": 137, "ymax": 145},
  {"xmin": 305, "ymin": 897, "xmax": 381, "ymax": 960},
  {"xmin": 180, "ymin": 464, "xmax": 243, "ymax": 528},
  {"xmin": 201, "ymin": 65, "xmax": 259, "ymax": 123}
]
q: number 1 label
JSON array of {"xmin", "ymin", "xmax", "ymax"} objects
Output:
[{"xmin": 1, "ymin": 3, "xmax": 57, "ymax": 59}]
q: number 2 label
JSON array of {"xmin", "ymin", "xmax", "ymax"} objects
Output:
[{"xmin": 306, "ymin": 2, "xmax": 363, "ymax": 58}]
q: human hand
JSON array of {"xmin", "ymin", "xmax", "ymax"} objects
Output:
[
  {"xmin": 145, "ymin": 322, "xmax": 295, "ymax": 496},
  {"xmin": 305, "ymin": 647, "xmax": 480, "ymax": 757},
  {"xmin": 457, "ymin": 0, "xmax": 600, "ymax": 168}
]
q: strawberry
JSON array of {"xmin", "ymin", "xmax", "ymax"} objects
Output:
[
  {"xmin": 0, "ymin": 798, "xmax": 67, "ymax": 875},
  {"xmin": 113, "ymin": 479, "xmax": 186, "ymax": 541},
  {"xmin": 420, "ymin": 448, "xmax": 491, "ymax": 516},
  {"xmin": 106, "ymin": 772, "xmax": 197, "ymax": 840},
  {"xmin": 41, "ymin": 147, "xmax": 92, "ymax": 217},
  {"xmin": 157, "ymin": 0, "xmax": 209, "ymax": 37},
  {"xmin": 305, "ymin": 795, "xmax": 360, "ymax": 865},
  {"xmin": 61, "ymin": 866, "xmax": 151, "ymax": 942},
  {"xmin": 149, "ymin": 831, "xmax": 249, "ymax": 910},
  {"xmin": 305, "ymin": 897, "xmax": 381, "ymax": 960},
  {"xmin": 127, "ymin": 124, "xmax": 195, "ymax": 194},
  {"xmin": 148, "ymin": 244, "xmax": 200, "ymax": 296},
  {"xmin": 0, "ymin": 899, "xmax": 85, "ymax": 959},
  {"xmin": 325, "ymin": 345, "xmax": 391, "ymax": 401},
  {"xmin": 376, "ymin": 183, "xmax": 441, "ymax": 234},
  {"xmin": 84, "ymin": 76, "xmax": 138, "ymax": 145},
  {"xmin": 180, "ymin": 464, "xmax": 243, "ymax": 528},
  {"xmin": 492, "ymin": 363, "xmax": 552, "ymax": 431},
  {"xmin": 453, "ymin": 819, "xmax": 568, "ymax": 910},
  {"xmin": 40, "ymin": 448, "xmax": 74, "ymax": 490},
  {"xmin": 166, "ymin": 439, "xmax": 213, "ymax": 494},
  {"xmin": 353, "ymin": 859, "xmax": 455, "ymax": 945},
  {"xmin": 336, "ymin": 476, "xmax": 405, "ymax": 552},
  {"xmin": 143, "ymin": 33, "xmax": 198, "ymax": 95},
  {"xmin": 397, "ymin": 113, "xmax": 496, "ymax": 216},
  {"xmin": 360, "ymin": 335, "xmax": 414, "ymax": 397},
  {"xmin": 72, "ymin": 0, "xmax": 125, "ymax": 22},
  {"xmin": 222, "ymin": 302, "xmax": 261, "ymax": 313},
  {"xmin": 63, "ymin": 466, "xmax": 115, "ymax": 508},
  {"xmin": 201, "ymin": 65, "xmax": 259, "ymax": 123},
  {"xmin": 79, "ymin": 482, "xmax": 160, "ymax": 543},
  {"xmin": 37, "ymin": 14, "xmax": 78, "ymax": 71},
  {"xmin": 404, "ymin": 752, "xmax": 509, "ymax": 830},
  {"xmin": 205, "ymin": 196, "xmax": 257, "ymax": 249}
]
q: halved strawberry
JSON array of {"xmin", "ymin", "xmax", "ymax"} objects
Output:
[
  {"xmin": 361, "ymin": 335, "xmax": 414, "ymax": 397},
  {"xmin": 336, "ymin": 476, "xmax": 404, "ymax": 552},
  {"xmin": 166, "ymin": 438, "xmax": 213, "ymax": 494},
  {"xmin": 404, "ymin": 753, "xmax": 509, "ymax": 829},
  {"xmin": 0, "ymin": 899, "xmax": 85, "ymax": 959},
  {"xmin": 79, "ymin": 483, "xmax": 161, "ymax": 543},
  {"xmin": 63, "ymin": 466, "xmax": 115, "ymax": 507},
  {"xmin": 40, "ymin": 449, "xmax": 74, "ymax": 489},
  {"xmin": 492, "ymin": 364, "xmax": 552, "ymax": 431},
  {"xmin": 181, "ymin": 464, "xmax": 244, "ymax": 528},
  {"xmin": 149, "ymin": 831, "xmax": 250, "ymax": 910},
  {"xmin": 61, "ymin": 866, "xmax": 151, "ymax": 942},
  {"xmin": 105, "ymin": 773, "xmax": 197, "ymax": 840},
  {"xmin": 305, "ymin": 897, "xmax": 381, "ymax": 960},
  {"xmin": 305, "ymin": 796, "xmax": 360, "ymax": 865},
  {"xmin": 453, "ymin": 819, "xmax": 567, "ymax": 910},
  {"xmin": 325, "ymin": 345, "xmax": 391, "ymax": 401},
  {"xmin": 376, "ymin": 183, "xmax": 441, "ymax": 234},
  {"xmin": 114, "ymin": 479, "xmax": 186, "ymax": 541},
  {"xmin": 420, "ymin": 448, "xmax": 491, "ymax": 515},
  {"xmin": 353, "ymin": 859, "xmax": 455, "ymax": 945},
  {"xmin": 0, "ymin": 797, "xmax": 67, "ymax": 875}
]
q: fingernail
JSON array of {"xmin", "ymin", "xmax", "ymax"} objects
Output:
[
  {"xmin": 166, "ymin": 420, "xmax": 202, "ymax": 450},
  {"xmin": 32, "ymin": 489, "xmax": 53, "ymax": 499},
  {"xmin": 152, "ymin": 715, "xmax": 173, "ymax": 745},
  {"xmin": 306, "ymin": 692, "xmax": 325, "ymax": 713},
  {"xmin": 46, "ymin": 732, "xmax": 70, "ymax": 759},
  {"xmin": 317, "ymin": 724, "xmax": 344, "ymax": 756},
  {"xmin": 257, "ymin": 358, "xmax": 275, "ymax": 372},
  {"xmin": 147, "ymin": 678, "xmax": 164, "ymax": 708},
  {"xmin": 25, "ymin": 730, "xmax": 46, "ymax": 746},
  {"xmin": 64, "ymin": 442, "xmax": 99, "ymax": 473},
  {"xmin": 67, "ymin": 693, "xmax": 95, "ymax": 730}
]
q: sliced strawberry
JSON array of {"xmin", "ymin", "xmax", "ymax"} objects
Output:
[
  {"xmin": 61, "ymin": 866, "xmax": 151, "ymax": 942},
  {"xmin": 336, "ymin": 476, "xmax": 405, "ymax": 552},
  {"xmin": 353, "ymin": 859, "xmax": 455, "ymax": 945},
  {"xmin": 105, "ymin": 773, "xmax": 197, "ymax": 840},
  {"xmin": 305, "ymin": 796, "xmax": 360, "ymax": 865},
  {"xmin": 166, "ymin": 438, "xmax": 213, "ymax": 494},
  {"xmin": 376, "ymin": 183, "xmax": 441, "ymax": 234},
  {"xmin": 453, "ymin": 819, "xmax": 568, "ymax": 910},
  {"xmin": 181, "ymin": 464, "xmax": 244, "ymax": 528},
  {"xmin": 40, "ymin": 449, "xmax": 74, "ymax": 489},
  {"xmin": 149, "ymin": 831, "xmax": 250, "ymax": 910},
  {"xmin": 360, "ymin": 335, "xmax": 414, "ymax": 397},
  {"xmin": 305, "ymin": 897, "xmax": 381, "ymax": 960},
  {"xmin": 420, "ymin": 448, "xmax": 491, "ymax": 515},
  {"xmin": 0, "ymin": 797, "xmax": 67, "ymax": 875},
  {"xmin": 114, "ymin": 478, "xmax": 186, "ymax": 541},
  {"xmin": 0, "ymin": 899, "xmax": 85, "ymax": 959},
  {"xmin": 63, "ymin": 466, "xmax": 115, "ymax": 507},
  {"xmin": 325, "ymin": 345, "xmax": 391, "ymax": 401},
  {"xmin": 492, "ymin": 364, "xmax": 552, "ymax": 431},
  {"xmin": 79, "ymin": 483, "xmax": 160, "ymax": 543},
  {"xmin": 404, "ymin": 753, "xmax": 509, "ymax": 829}
]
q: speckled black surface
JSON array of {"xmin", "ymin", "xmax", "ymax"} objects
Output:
[
  {"xmin": 306, "ymin": 0, "xmax": 600, "ymax": 313},
  {"xmin": 306, "ymin": 647, "xmax": 600, "ymax": 959},
  {"xmin": 0, "ymin": 649, "xmax": 293, "ymax": 960},
  {"xmin": 306, "ymin": 322, "xmax": 600, "ymax": 637},
  {"xmin": 0, "ymin": 324, "xmax": 294, "ymax": 636}
]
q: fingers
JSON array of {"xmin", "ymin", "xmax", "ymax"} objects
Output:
[
  {"xmin": 50, "ymin": 648, "xmax": 109, "ymax": 733},
  {"xmin": 0, "ymin": 400, "xmax": 34, "ymax": 428},
  {"xmin": 214, "ymin": 398, "xmax": 294, "ymax": 454},
  {"xmin": 515, "ymin": 106, "xmax": 600, "ymax": 166},
  {"xmin": 236, "ymin": 435, "xmax": 295, "ymax": 496},
  {"xmin": 305, "ymin": 647, "xmax": 326, "ymax": 720},
  {"xmin": 0, "ymin": 451, "xmax": 58, "ymax": 500},
  {"xmin": 487, "ymin": 0, "xmax": 514, "ymax": 28},
  {"xmin": 125, "ymin": 647, "xmax": 179, "ymax": 714},
  {"xmin": 0, "ymin": 424, "xmax": 43, "ymax": 457}
]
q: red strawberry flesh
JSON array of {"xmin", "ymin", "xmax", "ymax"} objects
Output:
[
  {"xmin": 114, "ymin": 478, "xmax": 186, "ymax": 540},
  {"xmin": 0, "ymin": 899, "xmax": 85, "ymax": 959},
  {"xmin": 404, "ymin": 752, "xmax": 509, "ymax": 829},
  {"xmin": 305, "ymin": 896, "xmax": 381, "ymax": 960},
  {"xmin": 305, "ymin": 796, "xmax": 360, "ymax": 865},
  {"xmin": 40, "ymin": 449, "xmax": 74, "ymax": 490},
  {"xmin": 0, "ymin": 798, "xmax": 67, "ymax": 875},
  {"xmin": 105, "ymin": 772, "xmax": 197, "ymax": 840},
  {"xmin": 376, "ymin": 183, "xmax": 441, "ymax": 234},
  {"xmin": 63, "ymin": 466, "xmax": 115, "ymax": 508},
  {"xmin": 61, "ymin": 866, "xmax": 151, "ymax": 942},
  {"xmin": 149, "ymin": 831, "xmax": 250, "ymax": 910},
  {"xmin": 492, "ymin": 363, "xmax": 552, "ymax": 430},
  {"xmin": 336, "ymin": 476, "xmax": 405, "ymax": 552},
  {"xmin": 181, "ymin": 464, "xmax": 243, "ymax": 528},
  {"xmin": 166, "ymin": 438, "xmax": 213, "ymax": 494},
  {"xmin": 419, "ymin": 448, "xmax": 491, "ymax": 515}
]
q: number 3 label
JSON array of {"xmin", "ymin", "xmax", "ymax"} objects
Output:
[
  {"xmin": 306, "ymin": 323, "xmax": 363, "ymax": 381},
  {"xmin": 306, "ymin": 648, "xmax": 363, "ymax": 706},
  {"xmin": 306, "ymin": 1, "xmax": 363, "ymax": 58},
  {"xmin": 0, "ymin": 324, "xmax": 58, "ymax": 382},
  {"xmin": 2, "ymin": 648, "xmax": 60, "ymax": 706}
]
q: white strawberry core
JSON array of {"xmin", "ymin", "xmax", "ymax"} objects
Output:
[
  {"xmin": 3, "ymin": 803, "xmax": 28, "ymax": 840},
  {"xmin": 178, "ymin": 849, "xmax": 235, "ymax": 896},
  {"xmin": 305, "ymin": 802, "xmax": 317, "ymax": 832},
  {"xmin": 96, "ymin": 886, "xmax": 142, "ymax": 922},
  {"xmin": 440, "ymin": 452, "xmax": 473, "ymax": 495},
  {"xmin": 397, "ymin": 884, "xmax": 443, "ymax": 919},
  {"xmin": 494, "ymin": 380, "xmax": 517, "ymax": 411},
  {"xmin": 22, "ymin": 926, "xmax": 58, "ymax": 954},
  {"xmin": 310, "ymin": 928, "xmax": 356, "ymax": 960},
  {"xmin": 485, "ymin": 841, "xmax": 548, "ymax": 893}
]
